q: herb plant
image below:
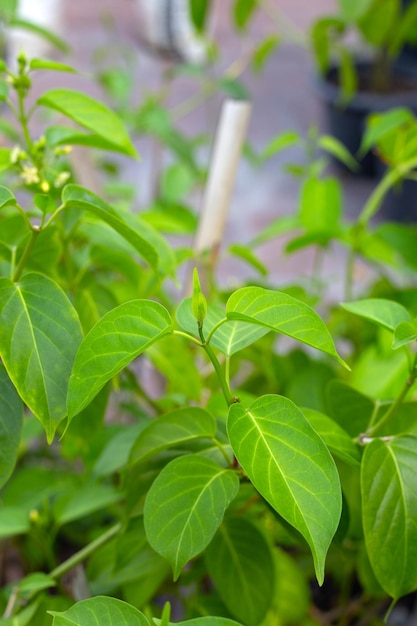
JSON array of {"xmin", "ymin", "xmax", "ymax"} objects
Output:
[{"xmin": 1, "ymin": 34, "xmax": 417, "ymax": 626}]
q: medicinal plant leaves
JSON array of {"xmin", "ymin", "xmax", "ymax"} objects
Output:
[
  {"xmin": 62, "ymin": 185, "xmax": 158, "ymax": 269},
  {"xmin": 341, "ymin": 298, "xmax": 411, "ymax": 332},
  {"xmin": 38, "ymin": 89, "xmax": 138, "ymax": 157},
  {"xmin": 49, "ymin": 596, "xmax": 150, "ymax": 626},
  {"xmin": 205, "ymin": 517, "xmax": 275, "ymax": 626},
  {"xmin": 0, "ymin": 273, "xmax": 83, "ymax": 441},
  {"xmin": 227, "ymin": 394, "xmax": 342, "ymax": 584},
  {"xmin": 67, "ymin": 300, "xmax": 173, "ymax": 418},
  {"xmin": 144, "ymin": 455, "xmax": 239, "ymax": 580},
  {"xmin": 176, "ymin": 298, "xmax": 269, "ymax": 356},
  {"xmin": 227, "ymin": 287, "xmax": 346, "ymax": 366},
  {"xmin": 129, "ymin": 407, "xmax": 216, "ymax": 467},
  {"xmin": 0, "ymin": 364, "xmax": 23, "ymax": 488},
  {"xmin": 362, "ymin": 435, "xmax": 417, "ymax": 599}
]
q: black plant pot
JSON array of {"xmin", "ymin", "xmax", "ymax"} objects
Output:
[{"xmin": 315, "ymin": 63, "xmax": 417, "ymax": 177}]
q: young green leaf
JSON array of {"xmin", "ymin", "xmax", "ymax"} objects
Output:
[
  {"xmin": 205, "ymin": 517, "xmax": 275, "ymax": 626},
  {"xmin": 362, "ymin": 436, "xmax": 417, "ymax": 598},
  {"xmin": 0, "ymin": 364, "xmax": 23, "ymax": 488},
  {"xmin": 129, "ymin": 407, "xmax": 216, "ymax": 467},
  {"xmin": 233, "ymin": 0, "xmax": 258, "ymax": 30},
  {"xmin": 0, "ymin": 274, "xmax": 83, "ymax": 442},
  {"xmin": 29, "ymin": 58, "xmax": 76, "ymax": 73},
  {"xmin": 67, "ymin": 300, "xmax": 173, "ymax": 418},
  {"xmin": 227, "ymin": 394, "xmax": 342, "ymax": 584},
  {"xmin": 38, "ymin": 89, "xmax": 138, "ymax": 158},
  {"xmin": 144, "ymin": 456, "xmax": 239, "ymax": 580},
  {"xmin": 192, "ymin": 268, "xmax": 207, "ymax": 326},
  {"xmin": 62, "ymin": 185, "xmax": 158, "ymax": 269},
  {"xmin": 227, "ymin": 287, "xmax": 347, "ymax": 367},
  {"xmin": 392, "ymin": 320, "xmax": 417, "ymax": 349},
  {"xmin": 341, "ymin": 298, "xmax": 411, "ymax": 332},
  {"xmin": 0, "ymin": 186, "xmax": 16, "ymax": 209},
  {"xmin": 251, "ymin": 34, "xmax": 281, "ymax": 73},
  {"xmin": 49, "ymin": 596, "xmax": 150, "ymax": 626},
  {"xmin": 176, "ymin": 298, "xmax": 269, "ymax": 356}
]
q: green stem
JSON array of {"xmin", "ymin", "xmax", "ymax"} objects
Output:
[
  {"xmin": 366, "ymin": 357, "xmax": 417, "ymax": 437},
  {"xmin": 211, "ymin": 437, "xmax": 233, "ymax": 467},
  {"xmin": 202, "ymin": 343, "xmax": 234, "ymax": 406},
  {"xmin": 17, "ymin": 84, "xmax": 33, "ymax": 154},
  {"xmin": 173, "ymin": 329, "xmax": 202, "ymax": 347},
  {"xmin": 13, "ymin": 226, "xmax": 40, "ymax": 282},
  {"xmin": 49, "ymin": 522, "xmax": 121, "ymax": 580}
]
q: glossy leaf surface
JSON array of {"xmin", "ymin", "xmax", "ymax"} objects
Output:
[
  {"xmin": 62, "ymin": 185, "xmax": 158, "ymax": 269},
  {"xmin": 129, "ymin": 407, "xmax": 216, "ymax": 467},
  {"xmin": 341, "ymin": 298, "xmax": 411, "ymax": 331},
  {"xmin": 0, "ymin": 364, "xmax": 23, "ymax": 488},
  {"xmin": 67, "ymin": 300, "xmax": 173, "ymax": 418},
  {"xmin": 144, "ymin": 456, "xmax": 239, "ymax": 580},
  {"xmin": 205, "ymin": 517, "xmax": 275, "ymax": 626},
  {"xmin": 176, "ymin": 298, "xmax": 269, "ymax": 356},
  {"xmin": 38, "ymin": 89, "xmax": 137, "ymax": 157},
  {"xmin": 362, "ymin": 436, "xmax": 417, "ymax": 598},
  {"xmin": 49, "ymin": 596, "xmax": 149, "ymax": 626},
  {"xmin": 228, "ymin": 394, "xmax": 342, "ymax": 584},
  {"xmin": 226, "ymin": 287, "xmax": 346, "ymax": 365},
  {"xmin": 0, "ymin": 273, "xmax": 83, "ymax": 441}
]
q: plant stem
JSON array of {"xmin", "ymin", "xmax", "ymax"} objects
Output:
[
  {"xmin": 49, "ymin": 522, "xmax": 121, "ymax": 581},
  {"xmin": 13, "ymin": 226, "xmax": 40, "ymax": 282},
  {"xmin": 173, "ymin": 329, "xmax": 203, "ymax": 347},
  {"xmin": 366, "ymin": 356, "xmax": 417, "ymax": 437},
  {"xmin": 205, "ymin": 317, "xmax": 228, "ymax": 345},
  {"xmin": 203, "ymin": 342, "xmax": 234, "ymax": 407},
  {"xmin": 211, "ymin": 437, "xmax": 234, "ymax": 467},
  {"xmin": 17, "ymin": 82, "xmax": 33, "ymax": 154}
]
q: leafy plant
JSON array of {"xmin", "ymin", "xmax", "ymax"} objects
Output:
[{"xmin": 2, "ymin": 18, "xmax": 417, "ymax": 626}]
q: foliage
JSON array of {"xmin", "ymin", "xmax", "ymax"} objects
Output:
[{"xmin": 1, "ymin": 10, "xmax": 417, "ymax": 626}]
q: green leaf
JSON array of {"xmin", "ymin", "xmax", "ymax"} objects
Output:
[
  {"xmin": 129, "ymin": 407, "xmax": 216, "ymax": 467},
  {"xmin": 144, "ymin": 455, "xmax": 239, "ymax": 580},
  {"xmin": 205, "ymin": 517, "xmax": 275, "ymax": 626},
  {"xmin": 261, "ymin": 131, "xmax": 299, "ymax": 160},
  {"xmin": 318, "ymin": 135, "xmax": 358, "ymax": 171},
  {"xmin": 392, "ymin": 320, "xmax": 417, "ymax": 349},
  {"xmin": 53, "ymin": 482, "xmax": 121, "ymax": 525},
  {"xmin": 62, "ymin": 185, "xmax": 158, "ymax": 269},
  {"xmin": 10, "ymin": 17, "xmax": 69, "ymax": 52},
  {"xmin": 228, "ymin": 244, "xmax": 268, "ymax": 276},
  {"xmin": 326, "ymin": 380, "xmax": 374, "ymax": 437},
  {"xmin": 0, "ymin": 506, "xmax": 30, "ymax": 538},
  {"xmin": 302, "ymin": 407, "xmax": 361, "ymax": 466},
  {"xmin": 299, "ymin": 177, "xmax": 342, "ymax": 237},
  {"xmin": 16, "ymin": 572, "xmax": 56, "ymax": 599},
  {"xmin": 67, "ymin": 300, "xmax": 173, "ymax": 418},
  {"xmin": 0, "ymin": 274, "xmax": 83, "ymax": 442},
  {"xmin": 94, "ymin": 423, "xmax": 147, "ymax": 476},
  {"xmin": 361, "ymin": 436, "xmax": 417, "ymax": 598},
  {"xmin": 227, "ymin": 394, "xmax": 342, "ymax": 584},
  {"xmin": 160, "ymin": 619, "xmax": 243, "ymax": 626},
  {"xmin": 233, "ymin": 0, "xmax": 258, "ymax": 29},
  {"xmin": 37, "ymin": 89, "xmax": 138, "ymax": 158},
  {"xmin": 360, "ymin": 108, "xmax": 414, "ymax": 156},
  {"xmin": 227, "ymin": 287, "xmax": 346, "ymax": 366},
  {"xmin": 29, "ymin": 58, "xmax": 76, "ymax": 73},
  {"xmin": 341, "ymin": 298, "xmax": 411, "ymax": 332},
  {"xmin": 190, "ymin": 0, "xmax": 210, "ymax": 32},
  {"xmin": 251, "ymin": 34, "xmax": 281, "ymax": 73},
  {"xmin": 338, "ymin": 0, "xmax": 374, "ymax": 20},
  {"xmin": 0, "ymin": 364, "xmax": 23, "ymax": 488},
  {"xmin": 176, "ymin": 298, "xmax": 269, "ymax": 356},
  {"xmin": 192, "ymin": 268, "xmax": 207, "ymax": 325},
  {"xmin": 0, "ymin": 147, "xmax": 12, "ymax": 173},
  {"xmin": 0, "ymin": 186, "xmax": 16, "ymax": 208},
  {"xmin": 49, "ymin": 596, "xmax": 150, "ymax": 626}
]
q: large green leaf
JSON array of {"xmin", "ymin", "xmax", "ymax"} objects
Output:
[
  {"xmin": 0, "ymin": 274, "xmax": 83, "ymax": 441},
  {"xmin": 361, "ymin": 435, "xmax": 417, "ymax": 598},
  {"xmin": 341, "ymin": 298, "xmax": 411, "ymax": 332},
  {"xmin": 38, "ymin": 89, "xmax": 138, "ymax": 158},
  {"xmin": 227, "ymin": 395, "xmax": 342, "ymax": 584},
  {"xmin": 49, "ymin": 596, "xmax": 150, "ymax": 626},
  {"xmin": 0, "ymin": 364, "xmax": 23, "ymax": 488},
  {"xmin": 67, "ymin": 300, "xmax": 173, "ymax": 418},
  {"xmin": 176, "ymin": 298, "xmax": 269, "ymax": 356},
  {"xmin": 302, "ymin": 407, "xmax": 361, "ymax": 466},
  {"xmin": 62, "ymin": 185, "xmax": 158, "ymax": 269},
  {"xmin": 226, "ymin": 287, "xmax": 346, "ymax": 366},
  {"xmin": 129, "ymin": 407, "xmax": 216, "ymax": 467},
  {"xmin": 205, "ymin": 517, "xmax": 275, "ymax": 626},
  {"xmin": 144, "ymin": 455, "xmax": 239, "ymax": 580}
]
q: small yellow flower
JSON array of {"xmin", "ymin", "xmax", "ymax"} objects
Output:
[
  {"xmin": 40, "ymin": 180, "xmax": 50, "ymax": 193},
  {"xmin": 20, "ymin": 165, "xmax": 40, "ymax": 185},
  {"xmin": 54, "ymin": 171, "xmax": 70, "ymax": 187}
]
